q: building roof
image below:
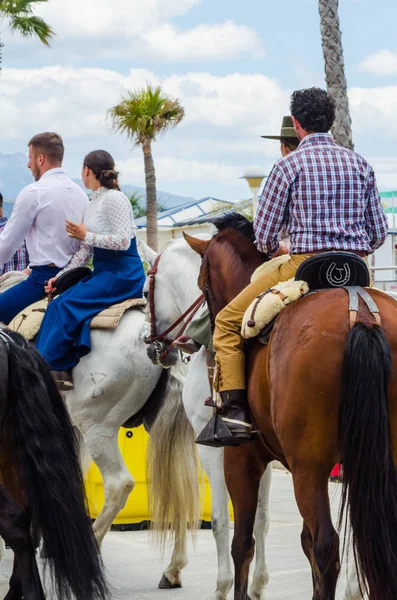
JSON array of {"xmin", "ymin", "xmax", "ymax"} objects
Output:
[
  {"xmin": 179, "ymin": 199, "xmax": 252, "ymax": 226},
  {"xmin": 135, "ymin": 197, "xmax": 232, "ymax": 229}
]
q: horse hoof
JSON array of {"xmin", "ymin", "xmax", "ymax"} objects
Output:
[{"xmin": 158, "ymin": 574, "xmax": 182, "ymax": 589}]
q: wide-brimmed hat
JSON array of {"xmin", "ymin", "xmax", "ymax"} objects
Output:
[{"xmin": 261, "ymin": 116, "xmax": 298, "ymax": 140}]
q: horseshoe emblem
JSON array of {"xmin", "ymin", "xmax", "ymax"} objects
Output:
[{"xmin": 326, "ymin": 262, "xmax": 351, "ymax": 287}]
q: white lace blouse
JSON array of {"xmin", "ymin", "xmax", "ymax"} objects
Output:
[{"xmin": 59, "ymin": 187, "xmax": 137, "ymax": 274}]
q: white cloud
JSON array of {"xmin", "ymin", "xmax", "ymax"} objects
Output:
[
  {"xmin": 138, "ymin": 21, "xmax": 265, "ymax": 62},
  {"xmin": 2, "ymin": 0, "xmax": 263, "ymax": 63},
  {"xmin": 2, "ymin": 63, "xmax": 397, "ymax": 198},
  {"xmin": 117, "ymin": 156, "xmax": 239, "ymax": 185},
  {"xmin": 0, "ymin": 65, "xmax": 289, "ymax": 142},
  {"xmin": 359, "ymin": 49, "xmax": 397, "ymax": 76},
  {"xmin": 36, "ymin": 0, "xmax": 201, "ymax": 39},
  {"xmin": 349, "ymin": 85, "xmax": 397, "ymax": 137},
  {"xmin": 367, "ymin": 157, "xmax": 397, "ymax": 191},
  {"xmin": 0, "ymin": 65, "xmax": 288, "ymax": 196}
]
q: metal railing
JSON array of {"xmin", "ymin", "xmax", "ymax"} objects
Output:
[{"xmin": 371, "ymin": 265, "xmax": 397, "ymax": 292}]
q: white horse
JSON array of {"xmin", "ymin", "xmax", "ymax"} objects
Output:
[
  {"xmin": 0, "ymin": 264, "xmax": 268, "ymax": 599},
  {"xmin": 0, "ymin": 272, "xmax": 201, "ymax": 590},
  {"xmin": 140, "ymin": 237, "xmax": 272, "ymax": 600},
  {"xmin": 139, "ymin": 236, "xmax": 364, "ymax": 600}
]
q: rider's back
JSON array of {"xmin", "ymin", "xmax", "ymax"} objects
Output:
[
  {"xmin": 273, "ymin": 132, "xmax": 384, "ymax": 253},
  {"xmin": 14, "ymin": 168, "xmax": 88, "ymax": 267}
]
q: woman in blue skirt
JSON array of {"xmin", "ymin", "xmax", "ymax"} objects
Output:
[{"xmin": 36, "ymin": 150, "xmax": 145, "ymax": 391}]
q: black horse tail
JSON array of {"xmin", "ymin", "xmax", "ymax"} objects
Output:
[
  {"xmin": 339, "ymin": 322, "xmax": 397, "ymax": 599},
  {"xmin": 5, "ymin": 333, "xmax": 109, "ymax": 600}
]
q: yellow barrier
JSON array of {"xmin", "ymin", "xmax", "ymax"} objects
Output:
[{"xmin": 85, "ymin": 425, "xmax": 227, "ymax": 525}]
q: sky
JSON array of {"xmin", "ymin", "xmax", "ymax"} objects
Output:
[{"xmin": 1, "ymin": 0, "xmax": 397, "ymax": 201}]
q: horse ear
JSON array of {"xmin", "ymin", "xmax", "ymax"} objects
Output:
[
  {"xmin": 183, "ymin": 232, "xmax": 210, "ymax": 257},
  {"xmin": 138, "ymin": 239, "xmax": 158, "ymax": 268}
]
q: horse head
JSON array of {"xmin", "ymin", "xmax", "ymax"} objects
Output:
[
  {"xmin": 185, "ymin": 212, "xmax": 266, "ymax": 317},
  {"xmin": 142, "ymin": 237, "xmax": 206, "ymax": 368}
]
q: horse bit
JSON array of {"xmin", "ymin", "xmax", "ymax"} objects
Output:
[{"xmin": 144, "ymin": 253, "xmax": 205, "ymax": 367}]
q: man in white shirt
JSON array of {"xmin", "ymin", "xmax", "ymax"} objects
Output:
[{"xmin": 0, "ymin": 132, "xmax": 88, "ymax": 324}]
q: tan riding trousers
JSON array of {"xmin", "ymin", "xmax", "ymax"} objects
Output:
[{"xmin": 213, "ymin": 254, "xmax": 313, "ymax": 392}]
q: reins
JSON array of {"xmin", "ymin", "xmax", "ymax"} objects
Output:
[{"xmin": 144, "ymin": 253, "xmax": 205, "ymax": 365}]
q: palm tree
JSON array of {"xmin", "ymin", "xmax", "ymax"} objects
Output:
[
  {"xmin": 0, "ymin": 0, "xmax": 54, "ymax": 70},
  {"xmin": 318, "ymin": 0, "xmax": 354, "ymax": 150},
  {"xmin": 109, "ymin": 84, "xmax": 185, "ymax": 250}
]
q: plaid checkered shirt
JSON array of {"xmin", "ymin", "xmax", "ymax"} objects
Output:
[
  {"xmin": 0, "ymin": 217, "xmax": 29, "ymax": 274},
  {"xmin": 254, "ymin": 133, "xmax": 388, "ymax": 256}
]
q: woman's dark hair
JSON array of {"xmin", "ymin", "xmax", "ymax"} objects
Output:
[
  {"xmin": 83, "ymin": 150, "xmax": 120, "ymax": 190},
  {"xmin": 280, "ymin": 137, "xmax": 300, "ymax": 152},
  {"xmin": 290, "ymin": 87, "xmax": 336, "ymax": 133}
]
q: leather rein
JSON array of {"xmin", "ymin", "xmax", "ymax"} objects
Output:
[{"xmin": 144, "ymin": 253, "xmax": 205, "ymax": 365}]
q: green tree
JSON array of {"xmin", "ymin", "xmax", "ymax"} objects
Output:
[
  {"xmin": 0, "ymin": 0, "xmax": 54, "ymax": 69},
  {"xmin": 129, "ymin": 191, "xmax": 146, "ymax": 219},
  {"xmin": 129, "ymin": 190, "xmax": 166, "ymax": 220},
  {"xmin": 318, "ymin": 0, "xmax": 354, "ymax": 149},
  {"xmin": 109, "ymin": 84, "xmax": 185, "ymax": 251}
]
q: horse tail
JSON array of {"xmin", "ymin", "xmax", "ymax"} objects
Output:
[
  {"xmin": 5, "ymin": 335, "xmax": 109, "ymax": 600},
  {"xmin": 147, "ymin": 361, "xmax": 201, "ymax": 551},
  {"xmin": 339, "ymin": 321, "xmax": 397, "ymax": 599}
]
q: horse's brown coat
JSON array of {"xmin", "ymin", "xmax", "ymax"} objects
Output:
[{"xmin": 187, "ymin": 224, "xmax": 397, "ymax": 600}]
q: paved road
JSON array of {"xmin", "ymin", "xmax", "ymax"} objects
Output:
[{"xmin": 0, "ymin": 470, "xmax": 354, "ymax": 599}]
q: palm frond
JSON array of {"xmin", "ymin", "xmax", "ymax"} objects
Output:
[
  {"xmin": 109, "ymin": 83, "xmax": 185, "ymax": 144},
  {"xmin": 9, "ymin": 15, "xmax": 54, "ymax": 44},
  {"xmin": 1, "ymin": 0, "xmax": 54, "ymax": 44}
]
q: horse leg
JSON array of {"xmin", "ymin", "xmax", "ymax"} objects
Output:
[
  {"xmin": 300, "ymin": 520, "xmax": 322, "ymax": 596},
  {"xmin": 82, "ymin": 424, "xmax": 135, "ymax": 546},
  {"xmin": 248, "ymin": 465, "xmax": 272, "ymax": 600},
  {"xmin": 225, "ymin": 446, "xmax": 266, "ymax": 600},
  {"xmin": 0, "ymin": 485, "xmax": 44, "ymax": 600},
  {"xmin": 292, "ymin": 469, "xmax": 340, "ymax": 600},
  {"xmin": 197, "ymin": 445, "xmax": 233, "ymax": 600},
  {"xmin": 159, "ymin": 527, "xmax": 187, "ymax": 589}
]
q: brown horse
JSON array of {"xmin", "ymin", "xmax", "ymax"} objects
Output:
[
  {"xmin": 185, "ymin": 212, "xmax": 397, "ymax": 600},
  {"xmin": 0, "ymin": 325, "xmax": 109, "ymax": 600}
]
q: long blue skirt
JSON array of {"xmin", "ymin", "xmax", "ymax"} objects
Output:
[{"xmin": 36, "ymin": 238, "xmax": 145, "ymax": 370}]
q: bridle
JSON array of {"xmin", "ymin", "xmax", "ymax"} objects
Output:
[{"xmin": 144, "ymin": 254, "xmax": 205, "ymax": 366}]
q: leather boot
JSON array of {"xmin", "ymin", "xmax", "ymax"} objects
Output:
[
  {"xmin": 196, "ymin": 389, "xmax": 253, "ymax": 448},
  {"xmin": 51, "ymin": 370, "xmax": 74, "ymax": 392},
  {"xmin": 219, "ymin": 390, "xmax": 253, "ymax": 441}
]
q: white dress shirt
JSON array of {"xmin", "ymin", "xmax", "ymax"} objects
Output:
[{"xmin": 0, "ymin": 168, "xmax": 89, "ymax": 268}]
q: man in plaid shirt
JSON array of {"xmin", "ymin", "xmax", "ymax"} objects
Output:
[
  {"xmin": 210, "ymin": 87, "xmax": 388, "ymax": 446},
  {"xmin": 0, "ymin": 193, "xmax": 29, "ymax": 275}
]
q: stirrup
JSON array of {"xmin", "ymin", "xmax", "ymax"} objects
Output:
[{"xmin": 195, "ymin": 414, "xmax": 251, "ymax": 448}]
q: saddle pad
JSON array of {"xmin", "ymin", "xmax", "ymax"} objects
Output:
[
  {"xmin": 9, "ymin": 299, "xmax": 47, "ymax": 340},
  {"xmin": 241, "ymin": 278, "xmax": 309, "ymax": 340},
  {"xmin": 90, "ymin": 298, "xmax": 147, "ymax": 329},
  {"xmin": 0, "ymin": 270, "xmax": 28, "ymax": 293},
  {"xmin": 9, "ymin": 297, "xmax": 147, "ymax": 340}
]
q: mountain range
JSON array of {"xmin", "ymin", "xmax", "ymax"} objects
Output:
[{"xmin": 0, "ymin": 152, "xmax": 196, "ymax": 218}]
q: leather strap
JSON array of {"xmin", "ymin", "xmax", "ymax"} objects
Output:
[{"xmin": 343, "ymin": 286, "xmax": 381, "ymax": 328}]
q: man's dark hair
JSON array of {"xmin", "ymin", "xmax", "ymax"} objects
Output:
[
  {"xmin": 28, "ymin": 132, "xmax": 64, "ymax": 163},
  {"xmin": 0, "ymin": 193, "xmax": 3, "ymax": 209},
  {"xmin": 280, "ymin": 137, "xmax": 300, "ymax": 152},
  {"xmin": 290, "ymin": 88, "xmax": 336, "ymax": 133}
]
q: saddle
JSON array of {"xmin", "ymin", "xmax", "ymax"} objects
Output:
[
  {"xmin": 248, "ymin": 252, "xmax": 372, "ymax": 345},
  {"xmin": 295, "ymin": 251, "xmax": 370, "ymax": 289},
  {"xmin": 52, "ymin": 267, "xmax": 93, "ymax": 296},
  {"xmin": 8, "ymin": 267, "xmax": 147, "ymax": 341}
]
